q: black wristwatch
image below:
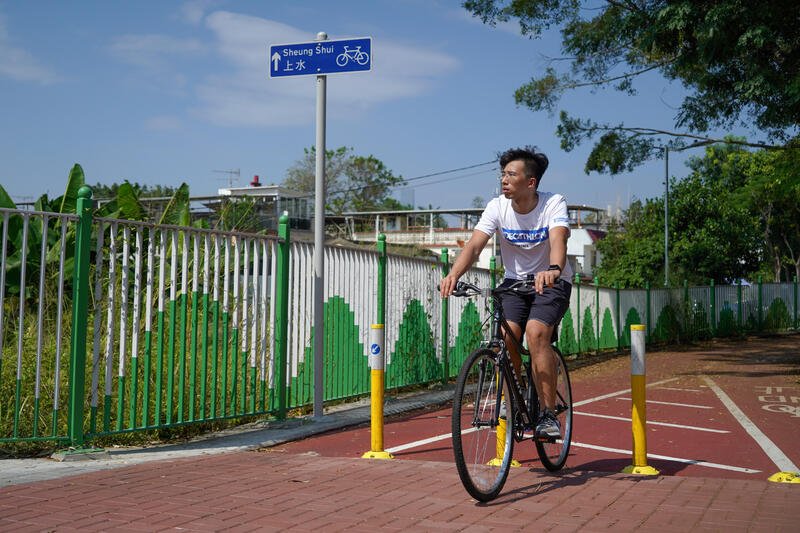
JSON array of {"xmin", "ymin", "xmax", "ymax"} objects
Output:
[{"xmin": 547, "ymin": 264, "xmax": 562, "ymax": 273}]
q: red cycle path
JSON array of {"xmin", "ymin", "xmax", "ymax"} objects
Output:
[{"xmin": 272, "ymin": 336, "xmax": 800, "ymax": 482}]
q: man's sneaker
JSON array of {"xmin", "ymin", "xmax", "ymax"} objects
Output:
[{"xmin": 535, "ymin": 409, "xmax": 561, "ymax": 440}]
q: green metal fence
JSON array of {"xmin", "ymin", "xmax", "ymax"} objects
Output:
[
  {"xmin": 556, "ymin": 274, "xmax": 798, "ymax": 356},
  {"xmin": 1, "ymin": 187, "xmax": 798, "ymax": 448}
]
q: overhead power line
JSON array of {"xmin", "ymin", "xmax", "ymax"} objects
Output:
[
  {"xmin": 397, "ymin": 160, "xmax": 496, "ymax": 184},
  {"xmin": 293, "ymin": 160, "xmax": 497, "ymax": 199},
  {"xmin": 398, "ymin": 168, "xmax": 494, "ymax": 189}
]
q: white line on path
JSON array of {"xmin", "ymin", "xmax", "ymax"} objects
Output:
[
  {"xmin": 702, "ymin": 376, "xmax": 799, "ymax": 473},
  {"xmin": 388, "ymin": 431, "xmax": 757, "ymax": 473},
  {"xmin": 615, "ymin": 398, "xmax": 713, "ymax": 409},
  {"xmin": 572, "ymin": 377, "xmax": 679, "ymax": 407},
  {"xmin": 657, "ymin": 387, "xmax": 702, "ymax": 392},
  {"xmin": 574, "ymin": 411, "xmax": 730, "ymax": 433},
  {"xmin": 571, "ymin": 441, "xmax": 761, "ymax": 474},
  {"xmin": 387, "ymin": 409, "xmax": 729, "ymax": 455},
  {"xmin": 385, "ymin": 428, "xmax": 471, "ymax": 454}
]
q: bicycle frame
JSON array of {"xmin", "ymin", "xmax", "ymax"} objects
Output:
[{"xmin": 482, "ymin": 290, "xmax": 537, "ymax": 434}]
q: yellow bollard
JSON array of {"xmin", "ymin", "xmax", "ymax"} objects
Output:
[
  {"xmin": 488, "ymin": 394, "xmax": 521, "ymax": 467},
  {"xmin": 496, "ymin": 416, "xmax": 508, "ymax": 461},
  {"xmin": 622, "ymin": 324, "xmax": 659, "ymax": 475},
  {"xmin": 362, "ymin": 324, "xmax": 393, "ymax": 459}
]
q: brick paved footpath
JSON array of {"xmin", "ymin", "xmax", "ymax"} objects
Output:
[{"xmin": 1, "ymin": 450, "xmax": 797, "ymax": 532}]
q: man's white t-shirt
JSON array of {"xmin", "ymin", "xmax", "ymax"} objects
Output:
[{"xmin": 474, "ymin": 192, "xmax": 573, "ymax": 283}]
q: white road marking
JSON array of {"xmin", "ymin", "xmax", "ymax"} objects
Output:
[
  {"xmin": 702, "ymin": 376, "xmax": 799, "ymax": 472},
  {"xmin": 573, "ymin": 377, "xmax": 679, "ymax": 407},
  {"xmin": 387, "ymin": 429, "xmax": 757, "ymax": 474},
  {"xmin": 616, "ymin": 398, "xmax": 713, "ymax": 409},
  {"xmin": 574, "ymin": 411, "xmax": 730, "ymax": 433},
  {"xmin": 386, "ymin": 427, "xmax": 473, "ymax": 454},
  {"xmin": 571, "ymin": 441, "xmax": 761, "ymax": 474},
  {"xmin": 657, "ymin": 387, "xmax": 702, "ymax": 392}
]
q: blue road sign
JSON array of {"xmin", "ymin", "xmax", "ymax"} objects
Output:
[{"xmin": 269, "ymin": 37, "xmax": 372, "ymax": 78}]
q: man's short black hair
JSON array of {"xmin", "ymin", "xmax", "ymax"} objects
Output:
[{"xmin": 499, "ymin": 147, "xmax": 549, "ymax": 188}]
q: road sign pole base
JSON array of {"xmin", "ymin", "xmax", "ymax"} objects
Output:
[
  {"xmin": 622, "ymin": 465, "xmax": 660, "ymax": 476},
  {"xmin": 362, "ymin": 450, "xmax": 394, "ymax": 460}
]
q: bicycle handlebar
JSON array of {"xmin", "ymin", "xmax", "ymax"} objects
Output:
[{"xmin": 450, "ymin": 279, "xmax": 535, "ymax": 298}]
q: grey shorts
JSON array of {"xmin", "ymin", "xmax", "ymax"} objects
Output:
[{"xmin": 498, "ymin": 278, "xmax": 572, "ymax": 328}]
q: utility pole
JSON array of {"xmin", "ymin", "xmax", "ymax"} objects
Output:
[{"xmin": 664, "ymin": 147, "xmax": 669, "ymax": 287}]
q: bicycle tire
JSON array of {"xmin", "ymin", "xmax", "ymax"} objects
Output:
[
  {"xmin": 356, "ymin": 51, "xmax": 369, "ymax": 65},
  {"xmin": 535, "ymin": 346, "xmax": 572, "ymax": 471},
  {"xmin": 452, "ymin": 348, "xmax": 514, "ymax": 501},
  {"xmin": 336, "ymin": 53, "xmax": 347, "ymax": 67}
]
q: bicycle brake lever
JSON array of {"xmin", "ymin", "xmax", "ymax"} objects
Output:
[{"xmin": 452, "ymin": 282, "xmax": 469, "ymax": 297}]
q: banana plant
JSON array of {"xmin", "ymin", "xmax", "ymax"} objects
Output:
[{"xmin": 1, "ymin": 165, "xmax": 204, "ymax": 302}]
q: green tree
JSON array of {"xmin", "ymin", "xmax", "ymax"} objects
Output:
[
  {"xmin": 282, "ymin": 147, "xmax": 406, "ymax": 214},
  {"xmin": 683, "ymin": 141, "xmax": 800, "ymax": 281},
  {"xmin": 735, "ymin": 147, "xmax": 800, "ymax": 281},
  {"xmin": 463, "ymin": 0, "xmax": 800, "ymax": 173},
  {"xmin": 596, "ymin": 145, "xmax": 763, "ymax": 286},
  {"xmin": 92, "ymin": 182, "xmax": 177, "ymax": 199},
  {"xmin": 379, "ymin": 197, "xmax": 414, "ymax": 211}
]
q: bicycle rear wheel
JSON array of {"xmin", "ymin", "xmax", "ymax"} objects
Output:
[
  {"xmin": 452, "ymin": 348, "xmax": 514, "ymax": 501},
  {"xmin": 535, "ymin": 347, "xmax": 572, "ymax": 471}
]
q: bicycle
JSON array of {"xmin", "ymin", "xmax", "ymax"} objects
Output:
[
  {"xmin": 449, "ymin": 278, "xmax": 573, "ymax": 501},
  {"xmin": 335, "ymin": 46, "xmax": 369, "ymax": 67}
]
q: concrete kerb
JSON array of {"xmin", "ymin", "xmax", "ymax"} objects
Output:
[{"xmin": 0, "ymin": 383, "xmax": 456, "ymax": 488}]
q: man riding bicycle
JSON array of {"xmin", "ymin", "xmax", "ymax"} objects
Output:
[{"xmin": 440, "ymin": 146, "xmax": 573, "ymax": 440}]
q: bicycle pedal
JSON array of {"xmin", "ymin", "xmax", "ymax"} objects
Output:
[{"xmin": 536, "ymin": 436, "xmax": 557, "ymax": 443}]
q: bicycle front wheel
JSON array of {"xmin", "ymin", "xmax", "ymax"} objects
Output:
[
  {"xmin": 452, "ymin": 348, "xmax": 514, "ymax": 501},
  {"xmin": 535, "ymin": 347, "xmax": 573, "ymax": 471}
]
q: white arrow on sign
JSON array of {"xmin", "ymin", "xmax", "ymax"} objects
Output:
[{"xmin": 271, "ymin": 52, "xmax": 281, "ymax": 70}]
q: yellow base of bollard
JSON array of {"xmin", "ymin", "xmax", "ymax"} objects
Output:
[
  {"xmin": 622, "ymin": 465, "xmax": 660, "ymax": 475},
  {"xmin": 487, "ymin": 458, "xmax": 522, "ymax": 467},
  {"xmin": 767, "ymin": 471, "xmax": 800, "ymax": 483},
  {"xmin": 362, "ymin": 450, "xmax": 394, "ymax": 460}
]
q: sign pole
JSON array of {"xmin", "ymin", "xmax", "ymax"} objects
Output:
[
  {"xmin": 313, "ymin": 31, "xmax": 327, "ymax": 420},
  {"xmin": 269, "ymin": 32, "xmax": 372, "ymax": 421}
]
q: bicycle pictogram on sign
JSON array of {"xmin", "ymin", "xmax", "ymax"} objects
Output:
[{"xmin": 336, "ymin": 46, "xmax": 370, "ymax": 67}]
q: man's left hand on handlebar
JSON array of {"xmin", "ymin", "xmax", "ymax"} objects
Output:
[{"xmin": 534, "ymin": 268, "xmax": 560, "ymax": 294}]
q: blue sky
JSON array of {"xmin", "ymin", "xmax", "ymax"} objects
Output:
[{"xmin": 0, "ymin": 1, "xmax": 751, "ymax": 213}]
